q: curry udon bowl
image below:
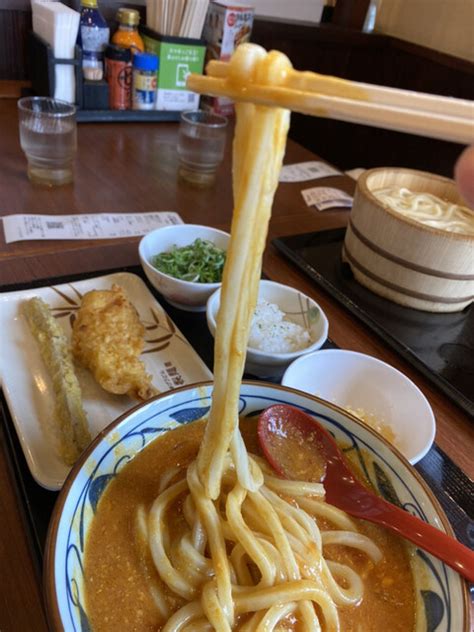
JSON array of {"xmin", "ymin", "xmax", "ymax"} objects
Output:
[{"xmin": 44, "ymin": 381, "xmax": 470, "ymax": 631}]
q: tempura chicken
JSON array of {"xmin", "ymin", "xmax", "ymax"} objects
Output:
[{"xmin": 72, "ymin": 285, "xmax": 157, "ymax": 400}]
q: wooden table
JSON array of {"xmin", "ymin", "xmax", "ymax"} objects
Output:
[{"xmin": 0, "ymin": 98, "xmax": 472, "ymax": 632}]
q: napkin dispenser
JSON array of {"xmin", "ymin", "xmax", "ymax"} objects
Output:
[
  {"xmin": 31, "ymin": 0, "xmax": 80, "ymax": 103},
  {"xmin": 29, "ymin": 32, "xmax": 84, "ymax": 107}
]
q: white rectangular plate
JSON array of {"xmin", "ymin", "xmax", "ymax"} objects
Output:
[{"xmin": 0, "ymin": 272, "xmax": 212, "ymax": 490}]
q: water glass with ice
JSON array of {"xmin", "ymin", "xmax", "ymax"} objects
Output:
[
  {"xmin": 177, "ymin": 110, "xmax": 228, "ymax": 187},
  {"xmin": 18, "ymin": 97, "xmax": 77, "ymax": 186}
]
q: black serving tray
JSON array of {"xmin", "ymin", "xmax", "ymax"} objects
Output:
[
  {"xmin": 273, "ymin": 229, "xmax": 474, "ymax": 418},
  {"xmin": 1, "ymin": 265, "xmax": 473, "ymax": 580}
]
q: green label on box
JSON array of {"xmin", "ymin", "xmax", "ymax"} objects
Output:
[
  {"xmin": 159, "ymin": 41, "xmax": 205, "ymax": 90},
  {"xmin": 141, "ymin": 34, "xmax": 205, "ymax": 110}
]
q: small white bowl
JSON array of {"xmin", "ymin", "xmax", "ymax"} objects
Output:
[
  {"xmin": 282, "ymin": 349, "xmax": 436, "ymax": 464},
  {"xmin": 206, "ymin": 280, "xmax": 329, "ymax": 378},
  {"xmin": 139, "ymin": 224, "xmax": 230, "ymax": 311}
]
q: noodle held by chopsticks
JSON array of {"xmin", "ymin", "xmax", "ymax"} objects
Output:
[
  {"xmin": 143, "ymin": 45, "xmax": 383, "ymax": 631},
  {"xmin": 197, "ymin": 46, "xmax": 291, "ymax": 500}
]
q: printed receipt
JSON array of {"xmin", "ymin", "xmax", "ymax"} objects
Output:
[
  {"xmin": 2, "ymin": 212, "xmax": 183, "ymax": 244},
  {"xmin": 301, "ymin": 187, "xmax": 353, "ymax": 211},
  {"xmin": 279, "ymin": 161, "xmax": 341, "ymax": 183}
]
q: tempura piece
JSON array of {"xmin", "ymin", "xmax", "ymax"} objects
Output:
[
  {"xmin": 71, "ymin": 285, "xmax": 157, "ymax": 400},
  {"xmin": 22, "ymin": 297, "xmax": 91, "ymax": 465}
]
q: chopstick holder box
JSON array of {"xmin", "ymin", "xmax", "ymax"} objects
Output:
[{"xmin": 140, "ymin": 26, "xmax": 206, "ymax": 111}]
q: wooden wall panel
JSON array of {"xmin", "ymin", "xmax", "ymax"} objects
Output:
[
  {"xmin": 251, "ymin": 19, "xmax": 474, "ymax": 177},
  {"xmin": 382, "ymin": 41, "xmax": 474, "ymax": 99},
  {"xmin": 0, "ymin": 10, "xmax": 31, "ymax": 81},
  {"xmin": 251, "ymin": 19, "xmax": 389, "ymax": 79}
]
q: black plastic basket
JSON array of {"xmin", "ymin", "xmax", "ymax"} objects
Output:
[{"xmin": 28, "ymin": 31, "xmax": 182, "ymax": 123}]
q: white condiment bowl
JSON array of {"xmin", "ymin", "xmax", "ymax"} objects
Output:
[
  {"xmin": 139, "ymin": 224, "xmax": 230, "ymax": 311},
  {"xmin": 206, "ymin": 280, "xmax": 329, "ymax": 378},
  {"xmin": 282, "ymin": 348, "xmax": 436, "ymax": 464}
]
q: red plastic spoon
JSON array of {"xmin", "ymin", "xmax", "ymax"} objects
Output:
[{"xmin": 258, "ymin": 404, "xmax": 474, "ymax": 582}]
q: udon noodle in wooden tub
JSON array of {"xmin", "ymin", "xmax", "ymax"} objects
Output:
[{"xmin": 343, "ymin": 167, "xmax": 474, "ymax": 312}]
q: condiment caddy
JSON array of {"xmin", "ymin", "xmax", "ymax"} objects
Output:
[{"xmin": 29, "ymin": 10, "xmax": 206, "ymax": 122}]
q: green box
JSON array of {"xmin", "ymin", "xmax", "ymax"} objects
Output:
[{"xmin": 140, "ymin": 27, "xmax": 206, "ymax": 111}]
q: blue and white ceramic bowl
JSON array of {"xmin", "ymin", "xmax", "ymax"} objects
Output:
[{"xmin": 44, "ymin": 382, "xmax": 470, "ymax": 631}]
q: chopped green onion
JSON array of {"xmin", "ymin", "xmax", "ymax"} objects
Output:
[{"xmin": 151, "ymin": 238, "xmax": 226, "ymax": 283}]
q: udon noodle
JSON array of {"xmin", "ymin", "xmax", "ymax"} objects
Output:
[
  {"xmin": 138, "ymin": 44, "xmax": 386, "ymax": 631},
  {"xmin": 373, "ymin": 186, "xmax": 474, "ymax": 235}
]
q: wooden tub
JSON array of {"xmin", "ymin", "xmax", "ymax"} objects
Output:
[{"xmin": 343, "ymin": 168, "xmax": 474, "ymax": 312}]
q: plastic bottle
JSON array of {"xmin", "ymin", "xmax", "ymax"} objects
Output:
[
  {"xmin": 112, "ymin": 8, "xmax": 145, "ymax": 53},
  {"xmin": 78, "ymin": 0, "xmax": 110, "ymax": 81},
  {"xmin": 132, "ymin": 52, "xmax": 158, "ymax": 111}
]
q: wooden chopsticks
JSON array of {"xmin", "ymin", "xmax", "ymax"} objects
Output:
[
  {"xmin": 146, "ymin": 0, "xmax": 209, "ymax": 37},
  {"xmin": 187, "ymin": 58, "xmax": 474, "ymax": 145}
]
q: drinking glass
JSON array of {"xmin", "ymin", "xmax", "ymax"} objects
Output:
[
  {"xmin": 177, "ymin": 110, "xmax": 228, "ymax": 187},
  {"xmin": 18, "ymin": 97, "xmax": 77, "ymax": 186}
]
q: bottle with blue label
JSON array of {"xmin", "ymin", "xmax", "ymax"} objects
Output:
[
  {"xmin": 132, "ymin": 52, "xmax": 158, "ymax": 111},
  {"xmin": 78, "ymin": 0, "xmax": 110, "ymax": 81}
]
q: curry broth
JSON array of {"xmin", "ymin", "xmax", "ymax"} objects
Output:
[{"xmin": 84, "ymin": 420, "xmax": 416, "ymax": 631}]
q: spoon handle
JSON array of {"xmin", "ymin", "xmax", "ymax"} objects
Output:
[{"xmin": 364, "ymin": 496, "xmax": 474, "ymax": 583}]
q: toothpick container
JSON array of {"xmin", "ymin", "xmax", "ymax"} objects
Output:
[{"xmin": 343, "ymin": 168, "xmax": 474, "ymax": 313}]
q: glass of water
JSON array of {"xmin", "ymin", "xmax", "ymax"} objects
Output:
[
  {"xmin": 177, "ymin": 110, "xmax": 228, "ymax": 187},
  {"xmin": 18, "ymin": 97, "xmax": 77, "ymax": 186}
]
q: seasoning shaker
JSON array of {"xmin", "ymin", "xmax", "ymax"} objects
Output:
[{"xmin": 132, "ymin": 52, "xmax": 158, "ymax": 111}]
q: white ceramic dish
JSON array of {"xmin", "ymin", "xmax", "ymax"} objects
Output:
[
  {"xmin": 139, "ymin": 224, "xmax": 230, "ymax": 311},
  {"xmin": 282, "ymin": 349, "xmax": 436, "ymax": 464},
  {"xmin": 206, "ymin": 280, "xmax": 329, "ymax": 378},
  {"xmin": 0, "ymin": 272, "xmax": 212, "ymax": 490},
  {"xmin": 44, "ymin": 381, "xmax": 469, "ymax": 632}
]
